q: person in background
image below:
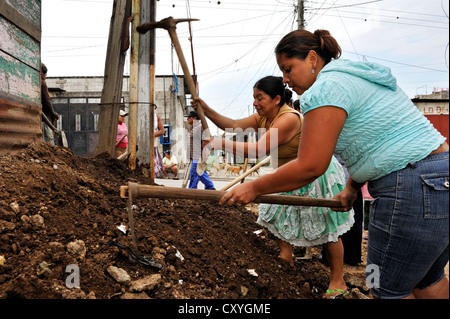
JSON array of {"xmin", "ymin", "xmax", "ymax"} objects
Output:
[
  {"xmin": 186, "ymin": 111, "xmax": 215, "ymax": 190},
  {"xmin": 285, "ymin": 88, "xmax": 293, "ymax": 108},
  {"xmin": 320, "ymin": 154, "xmax": 363, "ymax": 267},
  {"xmin": 153, "ymin": 113, "xmax": 165, "ymax": 178},
  {"xmin": 220, "ymin": 29, "xmax": 448, "ymax": 299},
  {"xmin": 116, "ymin": 110, "xmax": 128, "ymax": 158},
  {"xmin": 162, "ymin": 149, "xmax": 179, "ymax": 180},
  {"xmin": 41, "ymin": 63, "xmax": 60, "ymax": 145},
  {"xmin": 293, "ymin": 99, "xmax": 301, "ymax": 113}
]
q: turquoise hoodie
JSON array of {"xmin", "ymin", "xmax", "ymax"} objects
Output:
[{"xmin": 300, "ymin": 59, "xmax": 445, "ymax": 182}]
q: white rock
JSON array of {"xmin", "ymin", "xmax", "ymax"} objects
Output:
[
  {"xmin": 107, "ymin": 266, "xmax": 131, "ymax": 284},
  {"xmin": 10, "ymin": 202, "xmax": 20, "ymax": 214},
  {"xmin": 67, "ymin": 240, "xmax": 87, "ymax": 259},
  {"xmin": 30, "ymin": 215, "xmax": 45, "ymax": 228},
  {"xmin": 129, "ymin": 274, "xmax": 161, "ymax": 292}
]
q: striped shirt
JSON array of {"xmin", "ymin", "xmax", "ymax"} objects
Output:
[{"xmin": 188, "ymin": 120, "xmax": 203, "ymax": 160}]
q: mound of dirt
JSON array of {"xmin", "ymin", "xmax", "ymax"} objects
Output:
[{"xmin": 0, "ymin": 143, "xmax": 370, "ymax": 300}]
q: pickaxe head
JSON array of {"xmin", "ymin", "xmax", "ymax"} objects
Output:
[{"xmin": 136, "ymin": 16, "xmax": 199, "ymax": 34}]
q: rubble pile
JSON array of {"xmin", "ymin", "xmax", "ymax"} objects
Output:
[{"xmin": 0, "ymin": 143, "xmax": 370, "ymax": 299}]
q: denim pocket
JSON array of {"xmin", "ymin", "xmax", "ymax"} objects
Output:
[
  {"xmin": 369, "ymin": 197, "xmax": 395, "ymax": 232},
  {"xmin": 421, "ymin": 173, "xmax": 449, "ymax": 219}
]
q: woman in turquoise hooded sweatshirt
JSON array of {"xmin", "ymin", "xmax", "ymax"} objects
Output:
[{"xmin": 220, "ymin": 29, "xmax": 449, "ymax": 299}]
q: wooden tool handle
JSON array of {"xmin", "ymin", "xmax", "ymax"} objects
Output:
[
  {"xmin": 120, "ymin": 182, "xmax": 342, "ymax": 208},
  {"xmin": 168, "ymin": 28, "xmax": 210, "ymax": 136},
  {"xmin": 219, "ymin": 156, "xmax": 271, "ymax": 191},
  {"xmin": 41, "ymin": 112, "xmax": 58, "ymax": 133}
]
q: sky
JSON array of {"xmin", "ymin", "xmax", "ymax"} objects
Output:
[{"xmin": 41, "ymin": 0, "xmax": 449, "ymax": 133}]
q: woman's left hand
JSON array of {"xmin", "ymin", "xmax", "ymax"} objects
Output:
[
  {"xmin": 219, "ymin": 182, "xmax": 257, "ymax": 206},
  {"xmin": 332, "ymin": 186, "xmax": 358, "ymax": 212}
]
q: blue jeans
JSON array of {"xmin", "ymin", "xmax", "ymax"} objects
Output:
[
  {"xmin": 366, "ymin": 151, "xmax": 449, "ymax": 299},
  {"xmin": 188, "ymin": 160, "xmax": 215, "ymax": 190}
]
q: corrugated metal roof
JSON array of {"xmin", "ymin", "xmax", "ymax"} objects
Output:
[{"xmin": 0, "ymin": 93, "xmax": 42, "ymax": 156}]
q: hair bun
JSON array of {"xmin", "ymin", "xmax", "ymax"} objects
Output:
[
  {"xmin": 314, "ymin": 30, "xmax": 328, "ymax": 50},
  {"xmin": 275, "ymin": 29, "xmax": 341, "ymax": 64},
  {"xmin": 314, "ymin": 29, "xmax": 341, "ymax": 60},
  {"xmin": 314, "ymin": 29, "xmax": 331, "ymax": 37}
]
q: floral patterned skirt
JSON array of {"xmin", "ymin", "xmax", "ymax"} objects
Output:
[{"xmin": 257, "ymin": 156, "xmax": 354, "ymax": 247}]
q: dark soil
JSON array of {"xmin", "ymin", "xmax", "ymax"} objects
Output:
[{"xmin": 0, "ymin": 143, "xmax": 370, "ymax": 299}]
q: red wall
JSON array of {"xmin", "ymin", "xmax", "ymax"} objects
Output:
[{"xmin": 425, "ymin": 114, "xmax": 449, "ymax": 144}]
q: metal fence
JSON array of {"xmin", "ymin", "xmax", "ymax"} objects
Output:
[{"xmin": 52, "ymin": 97, "xmax": 102, "ymax": 157}]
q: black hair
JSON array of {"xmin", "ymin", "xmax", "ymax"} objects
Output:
[
  {"xmin": 41, "ymin": 63, "xmax": 48, "ymax": 75},
  {"xmin": 253, "ymin": 76, "xmax": 286, "ymax": 107},
  {"xmin": 284, "ymin": 88, "xmax": 293, "ymax": 105},
  {"xmin": 275, "ymin": 29, "xmax": 341, "ymax": 65},
  {"xmin": 293, "ymin": 99, "xmax": 301, "ymax": 112},
  {"xmin": 187, "ymin": 111, "xmax": 199, "ymax": 119}
]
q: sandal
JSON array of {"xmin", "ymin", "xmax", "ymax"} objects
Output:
[{"xmin": 323, "ymin": 289, "xmax": 349, "ymax": 299}]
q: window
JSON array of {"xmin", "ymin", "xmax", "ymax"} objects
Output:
[{"xmin": 75, "ymin": 114, "xmax": 81, "ymax": 131}]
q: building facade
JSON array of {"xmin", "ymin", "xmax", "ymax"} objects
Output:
[
  {"xmin": 412, "ymin": 89, "xmax": 449, "ymax": 143},
  {"xmin": 46, "ymin": 75, "xmax": 191, "ymax": 166}
]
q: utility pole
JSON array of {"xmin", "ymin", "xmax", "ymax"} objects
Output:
[
  {"xmin": 136, "ymin": 0, "xmax": 151, "ymax": 166},
  {"xmin": 297, "ymin": 0, "xmax": 305, "ymax": 30}
]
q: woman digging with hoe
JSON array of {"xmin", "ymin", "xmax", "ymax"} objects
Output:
[
  {"xmin": 192, "ymin": 75, "xmax": 355, "ymax": 299},
  {"xmin": 220, "ymin": 29, "xmax": 449, "ymax": 299}
]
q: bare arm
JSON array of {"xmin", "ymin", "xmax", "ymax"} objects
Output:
[
  {"xmin": 213, "ymin": 112, "xmax": 301, "ymax": 158},
  {"xmin": 154, "ymin": 114, "xmax": 165, "ymax": 138},
  {"xmin": 219, "ymin": 106, "xmax": 347, "ymax": 204}
]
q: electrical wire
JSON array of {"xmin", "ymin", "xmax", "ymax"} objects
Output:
[
  {"xmin": 343, "ymin": 50, "xmax": 448, "ymax": 73},
  {"xmin": 445, "ymin": 42, "xmax": 449, "ymax": 70},
  {"xmin": 333, "ymin": 0, "xmax": 362, "ymax": 62},
  {"xmin": 306, "ymin": 7, "xmax": 449, "ymax": 26},
  {"xmin": 441, "ymin": 0, "xmax": 449, "ymax": 19},
  {"xmin": 306, "ymin": 0, "xmax": 446, "ymax": 17},
  {"xmin": 315, "ymin": 12, "xmax": 448, "ymax": 29},
  {"xmin": 211, "ymin": 11, "xmax": 296, "ymax": 117},
  {"xmin": 42, "ymin": 0, "xmax": 448, "ymax": 103}
]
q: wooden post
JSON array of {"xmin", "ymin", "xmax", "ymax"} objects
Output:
[
  {"xmin": 128, "ymin": 0, "xmax": 140, "ymax": 170},
  {"xmin": 96, "ymin": 0, "xmax": 131, "ymax": 157},
  {"xmin": 149, "ymin": 0, "xmax": 156, "ymax": 183}
]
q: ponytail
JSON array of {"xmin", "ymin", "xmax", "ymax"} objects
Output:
[{"xmin": 275, "ymin": 29, "xmax": 341, "ymax": 64}]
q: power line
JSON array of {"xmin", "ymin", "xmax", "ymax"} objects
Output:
[
  {"xmin": 315, "ymin": 12, "xmax": 448, "ymax": 29},
  {"xmin": 343, "ymin": 50, "xmax": 449, "ymax": 73},
  {"xmin": 445, "ymin": 42, "xmax": 449, "ymax": 70},
  {"xmin": 443, "ymin": 0, "xmax": 449, "ymax": 18},
  {"xmin": 47, "ymin": 0, "xmax": 112, "ymax": 3},
  {"xmin": 334, "ymin": 1, "xmax": 362, "ymax": 62},
  {"xmin": 307, "ymin": 0, "xmax": 447, "ymax": 17},
  {"xmin": 306, "ymin": 7, "xmax": 449, "ymax": 25},
  {"xmin": 213, "ymin": 11, "xmax": 297, "ymax": 116},
  {"xmin": 189, "ymin": 10, "xmax": 292, "ymax": 33},
  {"xmin": 306, "ymin": 0, "xmax": 383, "ymax": 11}
]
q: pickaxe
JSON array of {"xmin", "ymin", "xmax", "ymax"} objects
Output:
[
  {"xmin": 120, "ymin": 182, "xmax": 343, "ymax": 209},
  {"xmin": 137, "ymin": 17, "xmax": 210, "ymax": 175}
]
